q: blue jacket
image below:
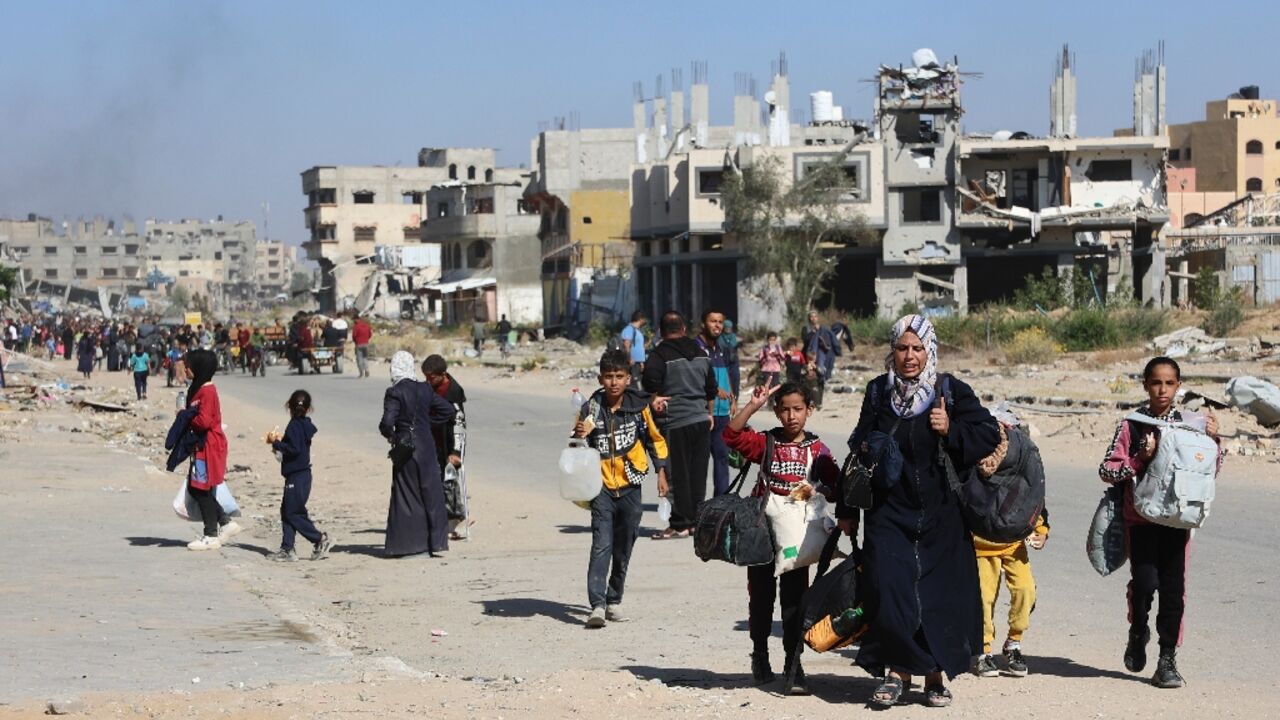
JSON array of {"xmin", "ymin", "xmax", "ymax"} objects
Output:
[
  {"xmin": 273, "ymin": 417, "xmax": 317, "ymax": 476},
  {"xmin": 164, "ymin": 406, "xmax": 205, "ymax": 472}
]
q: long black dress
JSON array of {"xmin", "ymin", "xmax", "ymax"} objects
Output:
[
  {"xmin": 842, "ymin": 374, "xmax": 1000, "ymax": 680},
  {"xmin": 379, "ymin": 379, "xmax": 457, "ymax": 556}
]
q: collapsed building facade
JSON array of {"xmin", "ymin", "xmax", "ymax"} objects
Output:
[
  {"xmin": 630, "ymin": 48, "xmax": 1172, "ymax": 324},
  {"xmin": 0, "ymin": 214, "xmax": 261, "ymax": 313}
]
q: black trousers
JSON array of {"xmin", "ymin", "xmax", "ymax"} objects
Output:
[
  {"xmin": 748, "ymin": 563, "xmax": 811, "ymax": 657},
  {"xmin": 281, "ymin": 470, "xmax": 322, "ymax": 549},
  {"xmin": 133, "ymin": 370, "xmax": 148, "ymax": 399},
  {"xmin": 663, "ymin": 421, "xmax": 711, "ymax": 531},
  {"xmin": 187, "ymin": 485, "xmax": 228, "ymax": 538},
  {"xmin": 1127, "ymin": 523, "xmax": 1189, "ymax": 651}
]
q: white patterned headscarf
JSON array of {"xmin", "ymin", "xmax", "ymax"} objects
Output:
[
  {"xmin": 389, "ymin": 350, "xmax": 416, "ymax": 385},
  {"xmin": 885, "ymin": 314, "xmax": 938, "ymax": 417}
]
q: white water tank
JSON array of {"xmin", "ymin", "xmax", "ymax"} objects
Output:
[
  {"xmin": 810, "ymin": 91, "xmax": 834, "ymax": 123},
  {"xmin": 831, "ymin": 105, "xmax": 844, "ymax": 121}
]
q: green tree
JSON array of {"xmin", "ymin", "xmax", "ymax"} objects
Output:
[
  {"xmin": 721, "ymin": 151, "xmax": 870, "ymax": 329},
  {"xmin": 1192, "ymin": 266, "xmax": 1220, "ymax": 309},
  {"xmin": 169, "ymin": 285, "xmax": 191, "ymax": 312},
  {"xmin": 289, "ymin": 271, "xmax": 313, "ymax": 296},
  {"xmin": 0, "ymin": 264, "xmax": 18, "ymax": 301}
]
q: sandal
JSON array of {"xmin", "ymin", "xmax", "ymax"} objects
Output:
[
  {"xmin": 651, "ymin": 528, "xmax": 690, "ymax": 540},
  {"xmin": 871, "ymin": 674, "xmax": 905, "ymax": 706},
  {"xmin": 924, "ymin": 684, "xmax": 953, "ymax": 708}
]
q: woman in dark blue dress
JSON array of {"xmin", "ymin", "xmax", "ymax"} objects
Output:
[
  {"xmin": 838, "ymin": 315, "xmax": 1000, "ymax": 708},
  {"xmin": 378, "ymin": 351, "xmax": 456, "ymax": 557},
  {"xmin": 76, "ymin": 331, "xmax": 96, "ymax": 379}
]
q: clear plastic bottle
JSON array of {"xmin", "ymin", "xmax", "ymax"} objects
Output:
[{"xmin": 571, "ymin": 388, "xmax": 587, "ymax": 412}]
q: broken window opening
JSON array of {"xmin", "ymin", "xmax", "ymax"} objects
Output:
[
  {"xmin": 74, "ymin": 246, "xmax": 87, "ymax": 255},
  {"xmin": 403, "ymin": 227, "xmax": 419, "ymax": 241},
  {"xmin": 44, "ymin": 269, "xmax": 58, "ymax": 279},
  {"xmin": 101, "ymin": 246, "xmax": 117, "ymax": 255},
  {"xmin": 470, "ymin": 197, "xmax": 495, "ymax": 214},
  {"xmin": 894, "ymin": 112, "xmax": 943, "ymax": 144},
  {"xmin": 436, "ymin": 202, "xmax": 449, "ymax": 218},
  {"xmin": 467, "ymin": 240, "xmax": 490, "ymax": 267},
  {"xmin": 1011, "ymin": 169, "xmax": 1038, "ymax": 211},
  {"xmin": 353, "ymin": 191, "xmax": 375, "ymax": 204},
  {"xmin": 467, "ymin": 165, "xmax": 477, "ymax": 181},
  {"xmin": 1083, "ymin": 160, "xmax": 1133, "ymax": 182},
  {"xmin": 101, "ymin": 268, "xmax": 118, "ymax": 278},
  {"xmin": 448, "ymin": 164, "xmax": 458, "ymax": 180},
  {"xmin": 44, "ymin": 246, "xmax": 58, "ymax": 255},
  {"xmin": 1185, "ymin": 147, "xmax": 1192, "ymax": 161},
  {"xmin": 75, "ymin": 268, "xmax": 88, "ymax": 278},
  {"xmin": 697, "ymin": 169, "xmax": 725, "ymax": 196},
  {"xmin": 484, "ymin": 168, "xmax": 494, "ymax": 182},
  {"xmin": 1246, "ymin": 140, "xmax": 1264, "ymax": 155},
  {"xmin": 353, "ymin": 226, "xmax": 376, "ymax": 243},
  {"xmin": 1246, "ymin": 177, "xmax": 1263, "ymax": 193},
  {"xmin": 901, "ymin": 188, "xmax": 943, "ymax": 223},
  {"xmin": 1169, "ymin": 149, "xmax": 1181, "ymax": 162},
  {"xmin": 909, "ymin": 148, "xmax": 935, "ymax": 169},
  {"xmin": 582, "ymin": 216, "xmax": 593, "ymax": 225},
  {"xmin": 403, "ymin": 192, "xmax": 424, "ymax": 205},
  {"xmin": 1183, "ymin": 213, "xmax": 1203, "ymax": 226}
]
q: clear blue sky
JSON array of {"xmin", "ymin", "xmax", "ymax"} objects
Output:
[{"xmin": 0, "ymin": 0, "xmax": 1272, "ymax": 250}]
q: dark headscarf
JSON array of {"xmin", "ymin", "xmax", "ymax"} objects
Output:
[{"xmin": 185, "ymin": 349, "xmax": 217, "ymax": 407}]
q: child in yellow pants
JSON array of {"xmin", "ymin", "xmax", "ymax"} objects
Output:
[{"xmin": 973, "ymin": 512, "xmax": 1049, "ymax": 678}]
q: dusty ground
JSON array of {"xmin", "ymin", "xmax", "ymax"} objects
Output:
[{"xmin": 1, "ymin": 342, "xmax": 1278, "ymax": 718}]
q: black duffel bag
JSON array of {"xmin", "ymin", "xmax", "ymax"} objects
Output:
[{"xmin": 693, "ymin": 435, "xmax": 775, "ymax": 567}]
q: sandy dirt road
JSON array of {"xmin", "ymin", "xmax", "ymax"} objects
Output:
[{"xmin": 2, "ymin": 355, "xmax": 1278, "ymax": 718}]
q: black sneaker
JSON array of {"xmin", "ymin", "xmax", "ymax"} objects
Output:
[
  {"xmin": 1124, "ymin": 626, "xmax": 1151, "ymax": 673},
  {"xmin": 784, "ymin": 656, "xmax": 809, "ymax": 695},
  {"xmin": 972, "ymin": 654, "xmax": 999, "ymax": 677},
  {"xmin": 1003, "ymin": 647, "xmax": 1029, "ymax": 677},
  {"xmin": 268, "ymin": 547, "xmax": 298, "ymax": 563},
  {"xmin": 750, "ymin": 652, "xmax": 775, "ymax": 686},
  {"xmin": 1152, "ymin": 651, "xmax": 1185, "ymax": 689}
]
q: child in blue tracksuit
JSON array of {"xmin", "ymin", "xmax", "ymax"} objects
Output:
[{"xmin": 266, "ymin": 390, "xmax": 333, "ymax": 562}]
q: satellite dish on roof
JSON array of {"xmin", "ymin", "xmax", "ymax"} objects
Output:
[{"xmin": 763, "ymin": 90, "xmax": 777, "ymax": 107}]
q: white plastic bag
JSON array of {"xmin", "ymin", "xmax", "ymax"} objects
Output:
[
  {"xmin": 558, "ymin": 442, "xmax": 600, "ymax": 502},
  {"xmin": 172, "ymin": 477, "xmax": 241, "ymax": 521},
  {"xmin": 765, "ymin": 489, "xmax": 836, "ymax": 573}
]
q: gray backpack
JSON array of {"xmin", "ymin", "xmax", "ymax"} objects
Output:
[{"xmin": 1124, "ymin": 413, "xmax": 1218, "ymax": 529}]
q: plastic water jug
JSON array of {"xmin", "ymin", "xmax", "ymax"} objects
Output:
[{"xmin": 558, "ymin": 439, "xmax": 600, "ymax": 502}]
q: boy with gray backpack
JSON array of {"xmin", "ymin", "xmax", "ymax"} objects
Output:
[{"xmin": 1098, "ymin": 356, "xmax": 1222, "ymax": 689}]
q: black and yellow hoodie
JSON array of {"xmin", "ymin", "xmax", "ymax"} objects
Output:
[{"xmin": 577, "ymin": 386, "xmax": 669, "ymax": 494}]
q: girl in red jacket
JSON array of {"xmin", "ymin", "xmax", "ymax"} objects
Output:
[
  {"xmin": 723, "ymin": 379, "xmax": 839, "ymax": 695},
  {"xmin": 184, "ymin": 349, "xmax": 239, "ymax": 551}
]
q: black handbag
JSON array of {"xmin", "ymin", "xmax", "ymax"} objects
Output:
[
  {"xmin": 693, "ymin": 435, "xmax": 775, "ymax": 567},
  {"xmin": 388, "ymin": 425, "xmax": 415, "ymax": 465},
  {"xmin": 841, "ymin": 384, "xmax": 902, "ymax": 509}
]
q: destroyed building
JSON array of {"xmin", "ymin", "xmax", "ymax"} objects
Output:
[
  {"xmin": 300, "ymin": 148, "xmax": 495, "ymax": 313},
  {"xmin": 627, "ymin": 48, "xmax": 1172, "ymax": 323},
  {"xmin": 419, "ymin": 171, "xmax": 543, "ymax": 325},
  {"xmin": 255, "ymin": 240, "xmax": 297, "ymax": 298}
]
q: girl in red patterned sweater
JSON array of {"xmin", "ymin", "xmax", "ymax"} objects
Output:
[{"xmin": 723, "ymin": 379, "xmax": 839, "ymax": 695}]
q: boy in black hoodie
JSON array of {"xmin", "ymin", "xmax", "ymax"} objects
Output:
[
  {"xmin": 266, "ymin": 390, "xmax": 333, "ymax": 562},
  {"xmin": 574, "ymin": 350, "xmax": 669, "ymax": 627}
]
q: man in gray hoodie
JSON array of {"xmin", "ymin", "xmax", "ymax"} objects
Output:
[{"xmin": 641, "ymin": 311, "xmax": 718, "ymax": 539}]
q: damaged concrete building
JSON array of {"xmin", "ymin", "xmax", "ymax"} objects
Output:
[
  {"xmin": 254, "ymin": 240, "xmax": 297, "ymax": 298},
  {"xmin": 300, "ymin": 148, "xmax": 495, "ymax": 313},
  {"xmin": 419, "ymin": 171, "xmax": 542, "ymax": 325},
  {"xmin": 629, "ymin": 48, "xmax": 1171, "ymax": 324}
]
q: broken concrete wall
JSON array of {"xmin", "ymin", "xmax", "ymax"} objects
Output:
[{"xmin": 1068, "ymin": 149, "xmax": 1164, "ymax": 209}]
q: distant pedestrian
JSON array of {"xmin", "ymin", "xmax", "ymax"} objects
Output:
[
  {"xmin": 128, "ymin": 343, "xmax": 150, "ymax": 400},
  {"xmin": 379, "ymin": 351, "xmax": 457, "ymax": 557},
  {"xmin": 352, "ymin": 315, "xmax": 373, "ymax": 378},
  {"xmin": 757, "ymin": 332, "xmax": 785, "ymax": 388},
  {"xmin": 620, "ymin": 310, "xmax": 648, "ymax": 386},
  {"xmin": 471, "ymin": 318, "xmax": 486, "ymax": 355},
  {"xmin": 76, "ymin": 333, "xmax": 95, "ymax": 380},
  {"xmin": 61, "ymin": 325, "xmax": 74, "ymax": 360},
  {"xmin": 574, "ymin": 349, "xmax": 668, "ymax": 627},
  {"xmin": 183, "ymin": 349, "xmax": 241, "ymax": 551},
  {"xmin": 496, "ymin": 315, "xmax": 512, "ymax": 356},
  {"xmin": 266, "ymin": 390, "xmax": 333, "ymax": 562},
  {"xmin": 802, "ymin": 311, "xmax": 836, "ymax": 410},
  {"xmin": 696, "ymin": 309, "xmax": 735, "ymax": 496},
  {"xmin": 641, "ymin": 311, "xmax": 717, "ymax": 539},
  {"xmin": 719, "ymin": 319, "xmax": 742, "ymax": 397}
]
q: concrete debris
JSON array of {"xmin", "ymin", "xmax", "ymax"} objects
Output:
[
  {"xmin": 44, "ymin": 699, "xmax": 86, "ymax": 715},
  {"xmin": 1151, "ymin": 326, "xmax": 1227, "ymax": 358},
  {"xmin": 1226, "ymin": 376, "xmax": 1280, "ymax": 427}
]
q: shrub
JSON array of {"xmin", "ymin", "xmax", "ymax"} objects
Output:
[
  {"xmin": 585, "ymin": 319, "xmax": 617, "ymax": 348},
  {"xmin": 1193, "ymin": 266, "xmax": 1220, "ymax": 309},
  {"xmin": 1053, "ymin": 307, "xmax": 1120, "ymax": 351},
  {"xmin": 521, "ymin": 355, "xmax": 547, "ymax": 371},
  {"xmin": 1113, "ymin": 307, "xmax": 1169, "ymax": 340},
  {"xmin": 845, "ymin": 315, "xmax": 894, "ymax": 346},
  {"xmin": 1013, "ymin": 267, "xmax": 1065, "ymax": 311},
  {"xmin": 1002, "ymin": 327, "xmax": 1062, "ymax": 365},
  {"xmin": 1203, "ymin": 287, "xmax": 1245, "ymax": 337}
]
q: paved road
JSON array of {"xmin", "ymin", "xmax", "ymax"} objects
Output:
[
  {"xmin": 204, "ymin": 359, "xmax": 1280, "ymax": 715},
  {"xmin": 0, "ymin": 423, "xmax": 351, "ymax": 704}
]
